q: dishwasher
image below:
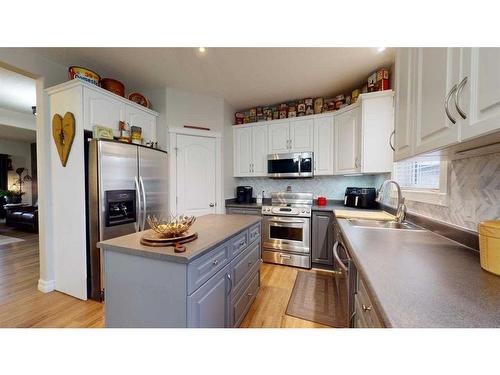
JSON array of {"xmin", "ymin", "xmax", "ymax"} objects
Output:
[{"xmin": 333, "ymin": 232, "xmax": 358, "ymax": 328}]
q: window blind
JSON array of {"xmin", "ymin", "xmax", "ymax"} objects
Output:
[{"xmin": 394, "ymin": 156, "xmax": 441, "ymax": 190}]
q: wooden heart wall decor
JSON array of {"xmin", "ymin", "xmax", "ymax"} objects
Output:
[{"xmin": 52, "ymin": 112, "xmax": 76, "ymax": 167}]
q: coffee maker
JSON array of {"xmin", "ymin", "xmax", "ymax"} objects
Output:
[{"xmin": 236, "ymin": 186, "xmax": 253, "ymax": 204}]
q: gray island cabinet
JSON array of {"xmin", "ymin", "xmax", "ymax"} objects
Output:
[{"xmin": 98, "ymin": 214, "xmax": 262, "ymax": 328}]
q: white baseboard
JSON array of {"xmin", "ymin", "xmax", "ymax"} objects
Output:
[{"xmin": 37, "ymin": 278, "xmax": 55, "ymax": 293}]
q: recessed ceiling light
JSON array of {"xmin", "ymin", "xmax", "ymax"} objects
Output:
[
  {"xmin": 198, "ymin": 47, "xmax": 206, "ymax": 53},
  {"xmin": 377, "ymin": 47, "xmax": 386, "ymax": 53}
]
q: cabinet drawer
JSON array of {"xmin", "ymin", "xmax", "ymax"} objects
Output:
[
  {"xmin": 355, "ymin": 278, "xmax": 383, "ymax": 328},
  {"xmin": 232, "ymin": 241, "xmax": 261, "ymax": 293},
  {"xmin": 188, "ymin": 243, "xmax": 230, "ymax": 295},
  {"xmin": 231, "ymin": 230, "xmax": 249, "ymax": 258},
  {"xmin": 248, "ymin": 222, "xmax": 261, "ymax": 244},
  {"xmin": 232, "ymin": 268, "xmax": 260, "ymax": 327}
]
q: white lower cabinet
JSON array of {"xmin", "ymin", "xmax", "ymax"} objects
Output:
[
  {"xmin": 313, "ymin": 115, "xmax": 334, "ymax": 175},
  {"xmin": 233, "ymin": 124, "xmax": 268, "ymax": 177}
]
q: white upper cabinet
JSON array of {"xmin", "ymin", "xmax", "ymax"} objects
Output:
[
  {"xmin": 251, "ymin": 124, "xmax": 268, "ymax": 175},
  {"xmin": 313, "ymin": 115, "xmax": 334, "ymax": 175},
  {"xmin": 414, "ymin": 48, "xmax": 461, "ymax": 154},
  {"xmin": 233, "ymin": 126, "xmax": 253, "ymax": 176},
  {"xmin": 125, "ymin": 106, "xmax": 157, "ymax": 143},
  {"xmin": 459, "ymin": 48, "xmax": 500, "ymax": 141},
  {"xmin": 268, "ymin": 121, "xmax": 290, "ymax": 153},
  {"xmin": 334, "ymin": 107, "xmax": 360, "ymax": 174},
  {"xmin": 268, "ymin": 119, "xmax": 314, "ymax": 154},
  {"xmin": 233, "ymin": 123, "xmax": 268, "ymax": 177},
  {"xmin": 394, "ymin": 48, "xmax": 415, "ymax": 161},
  {"xmin": 289, "ymin": 118, "xmax": 314, "ymax": 152},
  {"xmin": 84, "ymin": 88, "xmax": 125, "ymax": 133}
]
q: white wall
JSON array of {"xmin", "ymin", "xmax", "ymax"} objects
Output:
[
  {"xmin": 223, "ymin": 100, "xmax": 236, "ymax": 199},
  {"xmin": 0, "ymin": 138, "xmax": 32, "ymax": 204},
  {"xmin": 0, "ymin": 48, "xmax": 68, "ymax": 293}
]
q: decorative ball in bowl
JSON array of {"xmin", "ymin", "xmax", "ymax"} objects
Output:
[{"xmin": 147, "ymin": 214, "xmax": 196, "ymax": 238}]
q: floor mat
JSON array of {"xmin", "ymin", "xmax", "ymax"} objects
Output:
[
  {"xmin": 0, "ymin": 234, "xmax": 25, "ymax": 246},
  {"xmin": 286, "ymin": 270, "xmax": 348, "ymax": 327}
]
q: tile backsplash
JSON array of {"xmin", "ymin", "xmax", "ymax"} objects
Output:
[
  {"xmin": 235, "ymin": 175, "xmax": 382, "ymax": 200},
  {"xmin": 380, "ymin": 152, "xmax": 500, "ymax": 232}
]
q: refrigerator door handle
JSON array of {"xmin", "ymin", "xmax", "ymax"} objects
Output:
[
  {"xmin": 134, "ymin": 176, "xmax": 142, "ymax": 232},
  {"xmin": 139, "ymin": 176, "xmax": 147, "ymax": 231}
]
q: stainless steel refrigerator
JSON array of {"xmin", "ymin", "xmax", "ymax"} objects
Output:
[{"xmin": 87, "ymin": 139, "xmax": 168, "ymax": 300}]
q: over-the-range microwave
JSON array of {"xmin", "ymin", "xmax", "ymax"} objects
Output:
[{"xmin": 267, "ymin": 152, "xmax": 313, "ymax": 178}]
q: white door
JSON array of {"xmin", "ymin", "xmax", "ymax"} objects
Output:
[
  {"xmin": 289, "ymin": 118, "xmax": 314, "ymax": 152},
  {"xmin": 313, "ymin": 116, "xmax": 334, "ymax": 175},
  {"xmin": 334, "ymin": 108, "xmax": 359, "ymax": 174},
  {"xmin": 176, "ymin": 135, "xmax": 217, "ymax": 217},
  {"xmin": 125, "ymin": 105, "xmax": 157, "ymax": 144},
  {"xmin": 233, "ymin": 126, "xmax": 252, "ymax": 177},
  {"xmin": 394, "ymin": 48, "xmax": 415, "ymax": 161},
  {"xmin": 251, "ymin": 124, "xmax": 268, "ymax": 176},
  {"xmin": 414, "ymin": 48, "xmax": 460, "ymax": 154},
  {"xmin": 84, "ymin": 88, "xmax": 124, "ymax": 134},
  {"xmin": 459, "ymin": 48, "xmax": 500, "ymax": 141},
  {"xmin": 268, "ymin": 121, "xmax": 290, "ymax": 153}
]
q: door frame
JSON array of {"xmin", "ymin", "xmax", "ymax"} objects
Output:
[{"xmin": 168, "ymin": 127, "xmax": 223, "ymax": 216}]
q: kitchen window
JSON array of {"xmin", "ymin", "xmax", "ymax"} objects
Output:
[{"xmin": 393, "ymin": 156, "xmax": 449, "ymax": 206}]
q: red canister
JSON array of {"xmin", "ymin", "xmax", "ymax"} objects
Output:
[{"xmin": 317, "ymin": 196, "xmax": 327, "ymax": 206}]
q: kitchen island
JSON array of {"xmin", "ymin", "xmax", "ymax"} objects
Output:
[{"xmin": 98, "ymin": 214, "xmax": 262, "ymax": 328}]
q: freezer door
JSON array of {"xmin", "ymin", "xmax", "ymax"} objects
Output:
[
  {"xmin": 138, "ymin": 147, "xmax": 169, "ymax": 230},
  {"xmin": 99, "ymin": 141, "xmax": 140, "ymax": 240}
]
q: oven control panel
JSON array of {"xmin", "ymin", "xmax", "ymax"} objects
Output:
[{"xmin": 261, "ymin": 205, "xmax": 311, "ymax": 218}]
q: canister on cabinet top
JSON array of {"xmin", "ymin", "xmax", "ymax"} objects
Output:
[{"xmin": 479, "ymin": 220, "xmax": 500, "ymax": 276}]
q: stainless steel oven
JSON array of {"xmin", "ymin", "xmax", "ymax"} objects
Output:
[
  {"xmin": 261, "ymin": 192, "xmax": 312, "ymax": 269},
  {"xmin": 267, "ymin": 152, "xmax": 313, "ymax": 178}
]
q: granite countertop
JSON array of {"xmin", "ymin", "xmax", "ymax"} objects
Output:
[
  {"xmin": 337, "ymin": 218, "xmax": 500, "ymax": 328},
  {"xmin": 98, "ymin": 214, "xmax": 261, "ymax": 264}
]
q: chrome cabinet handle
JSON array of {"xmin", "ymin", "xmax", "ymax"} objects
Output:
[
  {"xmin": 445, "ymin": 84, "xmax": 458, "ymax": 124},
  {"xmin": 209, "ymin": 203, "xmax": 215, "ymax": 207},
  {"xmin": 247, "ymin": 292, "xmax": 253, "ymax": 297},
  {"xmin": 362, "ymin": 304, "xmax": 372, "ymax": 311},
  {"xmin": 212, "ymin": 259, "xmax": 219, "ymax": 266},
  {"xmin": 455, "ymin": 76, "xmax": 468, "ymax": 119},
  {"xmin": 389, "ymin": 130, "xmax": 395, "ymax": 151},
  {"xmin": 134, "ymin": 177, "xmax": 142, "ymax": 232},
  {"xmin": 226, "ymin": 273, "xmax": 233, "ymax": 296}
]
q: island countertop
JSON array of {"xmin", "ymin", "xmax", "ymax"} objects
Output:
[
  {"xmin": 98, "ymin": 214, "xmax": 261, "ymax": 264},
  {"xmin": 337, "ymin": 218, "xmax": 500, "ymax": 328}
]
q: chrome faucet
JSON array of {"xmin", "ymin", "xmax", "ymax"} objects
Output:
[{"xmin": 376, "ymin": 180, "xmax": 407, "ymax": 223}]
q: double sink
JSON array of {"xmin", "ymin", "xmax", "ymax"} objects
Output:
[{"xmin": 348, "ymin": 218, "xmax": 424, "ymax": 231}]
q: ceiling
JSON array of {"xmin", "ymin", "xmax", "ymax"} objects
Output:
[
  {"xmin": 0, "ymin": 66, "xmax": 36, "ymax": 114},
  {"xmin": 0, "ymin": 124, "xmax": 36, "ymax": 142},
  {"xmin": 29, "ymin": 47, "xmax": 395, "ymax": 110}
]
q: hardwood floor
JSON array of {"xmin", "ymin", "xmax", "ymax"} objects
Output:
[
  {"xmin": 0, "ymin": 223, "xmax": 327, "ymax": 328},
  {"xmin": 240, "ymin": 263, "xmax": 331, "ymax": 328},
  {"xmin": 0, "ymin": 224, "xmax": 104, "ymax": 328}
]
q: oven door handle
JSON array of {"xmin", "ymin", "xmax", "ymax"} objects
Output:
[
  {"xmin": 333, "ymin": 241, "xmax": 348, "ymax": 273},
  {"xmin": 267, "ymin": 218, "xmax": 306, "ymax": 224}
]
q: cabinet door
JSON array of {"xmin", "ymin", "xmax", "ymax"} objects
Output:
[
  {"xmin": 84, "ymin": 88, "xmax": 124, "ymax": 133},
  {"xmin": 187, "ymin": 265, "xmax": 231, "ymax": 328},
  {"xmin": 459, "ymin": 48, "xmax": 500, "ymax": 141},
  {"xmin": 290, "ymin": 118, "xmax": 314, "ymax": 152},
  {"xmin": 268, "ymin": 121, "xmax": 290, "ymax": 153},
  {"xmin": 334, "ymin": 108, "xmax": 360, "ymax": 174},
  {"xmin": 394, "ymin": 48, "xmax": 415, "ymax": 161},
  {"xmin": 414, "ymin": 48, "xmax": 460, "ymax": 154},
  {"xmin": 125, "ymin": 105, "xmax": 157, "ymax": 143},
  {"xmin": 233, "ymin": 126, "xmax": 252, "ymax": 177},
  {"xmin": 251, "ymin": 124, "xmax": 268, "ymax": 176},
  {"xmin": 313, "ymin": 116, "xmax": 334, "ymax": 175},
  {"xmin": 311, "ymin": 211, "xmax": 334, "ymax": 266}
]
